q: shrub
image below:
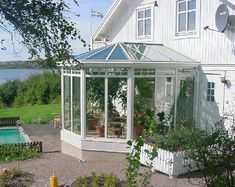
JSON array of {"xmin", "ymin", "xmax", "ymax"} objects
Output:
[
  {"xmin": 155, "ymin": 127, "xmax": 197, "ymax": 152},
  {"xmin": 187, "ymin": 128, "xmax": 235, "ymax": 187},
  {"xmin": 0, "ymin": 80, "xmax": 22, "ymax": 107},
  {"xmin": 15, "ymin": 71, "xmax": 60, "ymax": 106},
  {"xmin": 0, "ymin": 144, "xmax": 40, "ymax": 163},
  {"xmin": 124, "ymin": 137, "xmax": 157, "ymax": 187},
  {"xmin": 0, "ymin": 168, "xmax": 34, "ymax": 187},
  {"xmin": 71, "ymin": 172, "xmax": 123, "ymax": 187}
]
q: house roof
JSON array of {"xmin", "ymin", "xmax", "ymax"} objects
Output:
[
  {"xmin": 57, "ymin": 42, "xmax": 199, "ymax": 68},
  {"xmin": 93, "ymin": 0, "xmax": 128, "ymax": 40}
]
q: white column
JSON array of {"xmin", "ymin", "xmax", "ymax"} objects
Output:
[
  {"xmin": 80, "ymin": 68, "xmax": 86, "ymax": 139},
  {"xmin": 70, "ymin": 73, "xmax": 73, "ymax": 132},
  {"xmin": 154, "ymin": 69, "xmax": 158, "ymax": 117},
  {"xmin": 174, "ymin": 69, "xmax": 178, "ymax": 130},
  {"xmin": 105, "ymin": 76, "xmax": 108, "ymax": 138},
  {"xmin": 61, "ymin": 68, "xmax": 64, "ymax": 130},
  {"xmin": 193, "ymin": 68, "xmax": 200, "ymax": 126},
  {"xmin": 127, "ymin": 68, "xmax": 134, "ymax": 139}
]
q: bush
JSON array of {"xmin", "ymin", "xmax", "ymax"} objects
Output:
[
  {"xmin": 187, "ymin": 128, "xmax": 235, "ymax": 187},
  {"xmin": 71, "ymin": 172, "xmax": 124, "ymax": 187},
  {"xmin": 0, "ymin": 168, "xmax": 34, "ymax": 187},
  {"xmin": 0, "ymin": 71, "xmax": 61, "ymax": 106},
  {"xmin": 155, "ymin": 127, "xmax": 197, "ymax": 152},
  {"xmin": 0, "ymin": 144, "xmax": 40, "ymax": 163},
  {"xmin": 15, "ymin": 71, "xmax": 60, "ymax": 106},
  {"xmin": 0, "ymin": 80, "xmax": 22, "ymax": 107}
]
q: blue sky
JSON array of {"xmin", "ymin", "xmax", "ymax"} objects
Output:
[{"xmin": 0, "ymin": 0, "xmax": 113, "ymax": 61}]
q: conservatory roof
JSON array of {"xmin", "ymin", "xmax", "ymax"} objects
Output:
[{"xmin": 57, "ymin": 42, "xmax": 199, "ymax": 68}]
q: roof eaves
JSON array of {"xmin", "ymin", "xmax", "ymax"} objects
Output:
[{"xmin": 93, "ymin": 0, "xmax": 123, "ymax": 40}]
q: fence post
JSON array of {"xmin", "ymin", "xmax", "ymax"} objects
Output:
[{"xmin": 39, "ymin": 142, "xmax": 43, "ymax": 152}]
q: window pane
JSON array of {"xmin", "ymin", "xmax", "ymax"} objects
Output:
[
  {"xmin": 211, "ymin": 96, "xmax": 215, "ymax": 102},
  {"xmin": 156, "ymin": 77, "xmax": 175, "ymax": 132},
  {"xmin": 188, "ymin": 0, "xmax": 196, "ymax": 10},
  {"xmin": 138, "ymin": 20, "xmax": 144, "ymax": 36},
  {"xmin": 188, "ymin": 11, "xmax": 196, "ymax": 30},
  {"xmin": 72, "ymin": 77, "xmax": 81, "ymax": 134},
  {"xmin": 138, "ymin": 10, "xmax": 143, "ymax": 19},
  {"xmin": 109, "ymin": 45, "xmax": 128, "ymax": 60},
  {"xmin": 145, "ymin": 19, "xmax": 151, "ymax": 35},
  {"xmin": 178, "ymin": 13, "xmax": 186, "ymax": 32},
  {"xmin": 107, "ymin": 78, "xmax": 127, "ymax": 139},
  {"xmin": 211, "ymin": 90, "xmax": 214, "ymax": 95},
  {"xmin": 207, "ymin": 96, "xmax": 211, "ymax": 101},
  {"xmin": 134, "ymin": 78, "xmax": 155, "ymax": 137},
  {"xmin": 212, "ymin": 82, "xmax": 215, "ymax": 88},
  {"xmin": 145, "ymin": 9, "xmax": 151, "ymax": 18},
  {"xmin": 86, "ymin": 77, "xmax": 105, "ymax": 137},
  {"xmin": 176, "ymin": 77, "xmax": 194, "ymax": 126},
  {"xmin": 179, "ymin": 2, "xmax": 186, "ymax": 12},
  {"xmin": 207, "ymin": 89, "xmax": 211, "ymax": 95},
  {"xmin": 64, "ymin": 76, "xmax": 71, "ymax": 131},
  {"xmin": 207, "ymin": 82, "xmax": 211, "ymax": 88}
]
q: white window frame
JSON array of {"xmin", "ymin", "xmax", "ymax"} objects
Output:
[
  {"xmin": 207, "ymin": 82, "xmax": 215, "ymax": 102},
  {"xmin": 175, "ymin": 0, "xmax": 200, "ymax": 38},
  {"xmin": 136, "ymin": 5, "xmax": 154, "ymax": 41}
]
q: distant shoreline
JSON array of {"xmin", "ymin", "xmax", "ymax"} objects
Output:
[
  {"xmin": 0, "ymin": 61, "xmax": 44, "ymax": 69},
  {"xmin": 0, "ymin": 65, "xmax": 41, "ymax": 69}
]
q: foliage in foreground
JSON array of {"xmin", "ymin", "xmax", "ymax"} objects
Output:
[
  {"xmin": 0, "ymin": 168, "xmax": 34, "ymax": 187},
  {"xmin": 0, "ymin": 104, "xmax": 60, "ymax": 124},
  {"xmin": 0, "ymin": 0, "xmax": 85, "ymax": 67},
  {"xmin": 0, "ymin": 144, "xmax": 40, "ymax": 163},
  {"xmin": 71, "ymin": 172, "xmax": 124, "ymax": 187},
  {"xmin": 124, "ymin": 137, "xmax": 157, "ymax": 187},
  {"xmin": 187, "ymin": 128, "xmax": 235, "ymax": 187}
]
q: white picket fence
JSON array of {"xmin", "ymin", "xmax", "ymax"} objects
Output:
[{"xmin": 139, "ymin": 143, "xmax": 197, "ymax": 178}]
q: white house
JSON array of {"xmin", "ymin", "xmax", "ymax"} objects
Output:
[{"xmin": 57, "ymin": 0, "xmax": 235, "ymax": 161}]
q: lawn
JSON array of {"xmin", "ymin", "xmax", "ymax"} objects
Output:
[{"xmin": 0, "ymin": 104, "xmax": 61, "ymax": 124}]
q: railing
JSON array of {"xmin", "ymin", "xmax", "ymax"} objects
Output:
[
  {"xmin": 0, "ymin": 141, "xmax": 43, "ymax": 152},
  {"xmin": 0, "ymin": 116, "xmax": 20, "ymax": 127},
  {"xmin": 139, "ymin": 143, "xmax": 197, "ymax": 178}
]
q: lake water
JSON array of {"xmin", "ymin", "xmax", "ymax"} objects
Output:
[{"xmin": 0, "ymin": 69, "xmax": 44, "ymax": 84}]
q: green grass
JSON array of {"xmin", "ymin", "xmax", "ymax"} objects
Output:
[{"xmin": 0, "ymin": 104, "xmax": 61, "ymax": 124}]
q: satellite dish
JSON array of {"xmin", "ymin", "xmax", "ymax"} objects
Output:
[{"xmin": 215, "ymin": 4, "xmax": 229, "ymax": 32}]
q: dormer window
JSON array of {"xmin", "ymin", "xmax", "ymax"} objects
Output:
[
  {"xmin": 137, "ymin": 8, "xmax": 152, "ymax": 38},
  {"xmin": 176, "ymin": 0, "xmax": 196, "ymax": 35}
]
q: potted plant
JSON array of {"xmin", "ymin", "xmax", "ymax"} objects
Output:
[
  {"xmin": 95, "ymin": 124, "xmax": 104, "ymax": 137},
  {"xmin": 87, "ymin": 112, "xmax": 98, "ymax": 130},
  {"xmin": 112, "ymin": 117, "xmax": 124, "ymax": 138},
  {"xmin": 95, "ymin": 113, "xmax": 105, "ymax": 137}
]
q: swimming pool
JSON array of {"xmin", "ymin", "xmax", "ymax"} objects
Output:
[{"xmin": 0, "ymin": 127, "xmax": 31, "ymax": 144}]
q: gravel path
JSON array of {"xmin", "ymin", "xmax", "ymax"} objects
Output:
[
  {"xmin": 0, "ymin": 153, "xmax": 202, "ymax": 187},
  {"xmin": 0, "ymin": 124, "xmax": 203, "ymax": 186}
]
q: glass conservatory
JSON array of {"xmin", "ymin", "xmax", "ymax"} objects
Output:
[{"xmin": 57, "ymin": 42, "xmax": 199, "ymax": 161}]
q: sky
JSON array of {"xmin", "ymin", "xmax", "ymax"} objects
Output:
[{"xmin": 0, "ymin": 0, "xmax": 113, "ymax": 61}]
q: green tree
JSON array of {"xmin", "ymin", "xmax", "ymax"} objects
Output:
[
  {"xmin": 0, "ymin": 0, "xmax": 85, "ymax": 67},
  {"xmin": 0, "ymin": 80, "xmax": 22, "ymax": 106}
]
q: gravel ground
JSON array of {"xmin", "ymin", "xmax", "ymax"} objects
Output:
[
  {"xmin": 0, "ymin": 124, "xmax": 203, "ymax": 187},
  {"xmin": 0, "ymin": 153, "xmax": 202, "ymax": 187}
]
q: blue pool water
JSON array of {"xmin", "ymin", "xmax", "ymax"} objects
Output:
[{"xmin": 0, "ymin": 128, "xmax": 26, "ymax": 144}]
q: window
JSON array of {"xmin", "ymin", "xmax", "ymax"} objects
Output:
[
  {"xmin": 207, "ymin": 82, "xmax": 215, "ymax": 102},
  {"xmin": 137, "ymin": 8, "xmax": 152, "ymax": 38},
  {"xmin": 176, "ymin": 0, "xmax": 196, "ymax": 34}
]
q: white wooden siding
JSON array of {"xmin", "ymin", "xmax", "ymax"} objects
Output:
[{"xmin": 102, "ymin": 0, "xmax": 235, "ymax": 65}]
